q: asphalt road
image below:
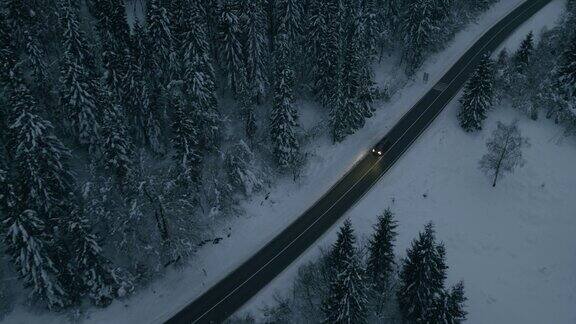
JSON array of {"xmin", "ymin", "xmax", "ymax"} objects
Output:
[{"xmin": 166, "ymin": 1, "xmax": 553, "ymax": 322}]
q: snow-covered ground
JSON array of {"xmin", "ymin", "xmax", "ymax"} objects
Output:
[
  {"xmin": 242, "ymin": 98, "xmax": 576, "ymax": 324},
  {"xmin": 3, "ymin": 0, "xmax": 568, "ymax": 323}
]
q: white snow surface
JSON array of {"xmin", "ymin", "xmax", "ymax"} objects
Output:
[
  {"xmin": 2, "ymin": 0, "xmax": 570, "ymax": 323},
  {"xmin": 242, "ymin": 99, "xmax": 576, "ymax": 324}
]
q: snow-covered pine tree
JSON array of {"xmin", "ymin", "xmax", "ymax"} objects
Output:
[
  {"xmin": 3, "ymin": 78, "xmax": 74, "ymax": 309},
  {"xmin": 65, "ymin": 208, "xmax": 123, "ymax": 306},
  {"xmin": 88, "ymin": 0, "xmax": 131, "ymax": 44},
  {"xmin": 366, "ymin": 208, "xmax": 398, "ymax": 292},
  {"xmin": 375, "ymin": 0, "xmax": 403, "ymax": 56},
  {"xmin": 397, "ymin": 222, "xmax": 448, "ymax": 323},
  {"xmin": 219, "ymin": 2, "xmax": 244, "ymax": 96},
  {"xmin": 323, "ymin": 255, "xmax": 368, "ymax": 324},
  {"xmin": 313, "ymin": 0, "xmax": 341, "ymax": 107},
  {"xmin": 306, "ymin": 0, "xmax": 327, "ymax": 85},
  {"xmin": 146, "ymin": 0, "xmax": 175, "ymax": 85},
  {"xmin": 124, "ymin": 21, "xmax": 158, "ymax": 147},
  {"xmin": 6, "ymin": 78, "xmax": 74, "ymax": 218},
  {"xmin": 277, "ymin": 0, "xmax": 303, "ymax": 47},
  {"xmin": 238, "ymin": 66, "xmax": 258, "ymax": 140},
  {"xmin": 0, "ymin": 11, "xmax": 17, "ymax": 83},
  {"xmin": 225, "ymin": 140, "xmax": 263, "ymax": 196},
  {"xmin": 180, "ymin": 3, "xmax": 222, "ymax": 151},
  {"xmin": 433, "ymin": 0, "xmax": 454, "ymax": 21},
  {"xmin": 331, "ymin": 8, "xmax": 375, "ymax": 143},
  {"xmin": 4, "ymin": 0, "xmax": 49, "ymax": 87},
  {"xmin": 89, "ymin": 0, "xmax": 131, "ymax": 92},
  {"xmin": 458, "ymin": 54, "xmax": 495, "ymax": 132},
  {"xmin": 322, "ymin": 219, "xmax": 368, "ymax": 324},
  {"xmin": 558, "ymin": 33, "xmax": 576, "ymax": 98},
  {"xmin": 144, "ymin": 80, "xmax": 165, "ymax": 155},
  {"xmin": 401, "ymin": 0, "xmax": 439, "ymax": 73},
  {"xmin": 58, "ymin": 0, "xmax": 100, "ymax": 149},
  {"xmin": 514, "ymin": 32, "xmax": 534, "ymax": 73},
  {"xmin": 3, "ymin": 209, "xmax": 70, "ymax": 310},
  {"xmin": 429, "ymin": 280, "xmax": 467, "ymax": 323},
  {"xmin": 100, "ymin": 86, "xmax": 134, "ymax": 186},
  {"xmin": 270, "ymin": 31, "xmax": 299, "ymax": 169},
  {"xmin": 171, "ymin": 101, "xmax": 203, "ymax": 185},
  {"xmin": 447, "ymin": 281, "xmax": 468, "ymax": 322},
  {"xmin": 242, "ymin": 0, "xmax": 268, "ymax": 101},
  {"xmin": 327, "ymin": 219, "xmax": 355, "ymax": 276}
]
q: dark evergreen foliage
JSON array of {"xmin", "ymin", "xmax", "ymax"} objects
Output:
[
  {"xmin": 219, "ymin": 2, "xmax": 244, "ymax": 95},
  {"xmin": 270, "ymin": 32, "xmax": 299, "ymax": 168},
  {"xmin": 242, "ymin": 0, "xmax": 268, "ymax": 101},
  {"xmin": 322, "ymin": 220, "xmax": 368, "ymax": 324},
  {"xmin": 514, "ymin": 32, "xmax": 534, "ymax": 72},
  {"xmin": 171, "ymin": 101, "xmax": 203, "ymax": 185},
  {"xmin": 366, "ymin": 209, "xmax": 397, "ymax": 292},
  {"xmin": 397, "ymin": 222, "xmax": 448, "ymax": 323},
  {"xmin": 558, "ymin": 33, "xmax": 576, "ymax": 97},
  {"xmin": 0, "ymin": 0, "xmax": 498, "ymax": 312},
  {"xmin": 458, "ymin": 54, "xmax": 495, "ymax": 132},
  {"xmin": 58, "ymin": 0, "xmax": 100, "ymax": 148}
]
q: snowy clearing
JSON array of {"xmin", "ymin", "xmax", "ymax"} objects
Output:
[{"xmin": 240, "ymin": 98, "xmax": 576, "ymax": 324}]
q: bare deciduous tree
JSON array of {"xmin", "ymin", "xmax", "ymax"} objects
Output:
[{"xmin": 479, "ymin": 121, "xmax": 528, "ymax": 187}]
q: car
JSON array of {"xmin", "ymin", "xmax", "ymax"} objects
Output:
[{"xmin": 371, "ymin": 137, "xmax": 392, "ymax": 156}]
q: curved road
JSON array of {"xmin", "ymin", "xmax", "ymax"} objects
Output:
[{"xmin": 167, "ymin": 1, "xmax": 552, "ymax": 322}]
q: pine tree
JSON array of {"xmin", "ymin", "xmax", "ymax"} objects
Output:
[
  {"xmin": 558, "ymin": 33, "xmax": 576, "ymax": 97},
  {"xmin": 447, "ymin": 281, "xmax": 467, "ymax": 322},
  {"xmin": 66, "ymin": 209, "xmax": 122, "ymax": 306},
  {"xmin": 429, "ymin": 281, "xmax": 467, "ymax": 323},
  {"xmin": 397, "ymin": 222, "xmax": 448, "ymax": 323},
  {"xmin": 366, "ymin": 209, "xmax": 398, "ymax": 292},
  {"xmin": 146, "ymin": 0, "xmax": 175, "ymax": 83},
  {"xmin": 225, "ymin": 140, "xmax": 262, "ymax": 196},
  {"xmin": 171, "ymin": 101, "xmax": 203, "ymax": 185},
  {"xmin": 7, "ymin": 79, "xmax": 74, "ymax": 216},
  {"xmin": 330, "ymin": 9, "xmax": 375, "ymax": 143},
  {"xmin": 126, "ymin": 22, "xmax": 158, "ymax": 147},
  {"xmin": 323, "ymin": 219, "xmax": 368, "ymax": 324},
  {"xmin": 59, "ymin": 0, "xmax": 100, "ymax": 148},
  {"xmin": 88, "ymin": 0, "xmax": 131, "ymax": 44},
  {"xmin": 514, "ymin": 32, "xmax": 534, "ymax": 72},
  {"xmin": 3, "ymin": 78, "xmax": 74, "ymax": 309},
  {"xmin": 401, "ymin": 0, "xmax": 439, "ymax": 73},
  {"xmin": 219, "ymin": 2, "xmax": 244, "ymax": 95},
  {"xmin": 458, "ymin": 54, "xmax": 495, "ymax": 132},
  {"xmin": 238, "ymin": 66, "xmax": 258, "ymax": 140},
  {"xmin": 100, "ymin": 87, "xmax": 133, "ymax": 186},
  {"xmin": 277, "ymin": 0, "xmax": 303, "ymax": 47},
  {"xmin": 270, "ymin": 32, "xmax": 299, "ymax": 168},
  {"xmin": 3, "ymin": 209, "xmax": 70, "ymax": 309},
  {"xmin": 313, "ymin": 0, "xmax": 341, "ymax": 107},
  {"xmin": 143, "ymin": 82, "xmax": 165, "ymax": 155},
  {"xmin": 180, "ymin": 2, "xmax": 222, "ymax": 150},
  {"xmin": 89, "ymin": 0, "xmax": 131, "ymax": 92},
  {"xmin": 5, "ymin": 0, "xmax": 49, "ymax": 86},
  {"xmin": 382, "ymin": 0, "xmax": 403, "ymax": 41},
  {"xmin": 0, "ymin": 12, "xmax": 17, "ymax": 82},
  {"xmin": 243, "ymin": 0, "xmax": 268, "ymax": 100},
  {"xmin": 328, "ymin": 219, "xmax": 355, "ymax": 275}
]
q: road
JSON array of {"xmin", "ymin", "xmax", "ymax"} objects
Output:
[{"xmin": 166, "ymin": 1, "xmax": 552, "ymax": 322}]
